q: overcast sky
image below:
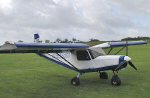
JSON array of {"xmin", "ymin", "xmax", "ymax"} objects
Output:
[{"xmin": 0, "ymin": 0, "xmax": 150, "ymax": 44}]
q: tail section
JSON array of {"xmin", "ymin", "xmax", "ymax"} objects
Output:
[{"xmin": 34, "ymin": 34, "xmax": 41, "ymax": 43}]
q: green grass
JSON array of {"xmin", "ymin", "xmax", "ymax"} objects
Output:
[{"xmin": 0, "ymin": 44, "xmax": 150, "ymax": 98}]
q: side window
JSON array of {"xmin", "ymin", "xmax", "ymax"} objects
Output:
[{"xmin": 76, "ymin": 50, "xmax": 91, "ymax": 60}]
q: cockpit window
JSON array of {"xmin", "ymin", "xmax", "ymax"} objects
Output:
[
  {"xmin": 76, "ymin": 49, "xmax": 104, "ymax": 60},
  {"xmin": 76, "ymin": 50, "xmax": 90, "ymax": 60}
]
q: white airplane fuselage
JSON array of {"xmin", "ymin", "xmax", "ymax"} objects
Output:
[{"xmin": 41, "ymin": 50, "xmax": 131, "ymax": 73}]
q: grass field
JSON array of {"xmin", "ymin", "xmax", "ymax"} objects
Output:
[{"xmin": 0, "ymin": 44, "xmax": 149, "ymax": 98}]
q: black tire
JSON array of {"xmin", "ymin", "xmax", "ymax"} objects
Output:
[
  {"xmin": 111, "ymin": 75, "xmax": 121, "ymax": 86},
  {"xmin": 71, "ymin": 77, "xmax": 80, "ymax": 86},
  {"xmin": 100, "ymin": 72, "xmax": 108, "ymax": 79}
]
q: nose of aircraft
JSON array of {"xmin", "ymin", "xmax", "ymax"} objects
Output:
[
  {"xmin": 124, "ymin": 56, "xmax": 131, "ymax": 61},
  {"xmin": 116, "ymin": 55, "xmax": 137, "ymax": 71}
]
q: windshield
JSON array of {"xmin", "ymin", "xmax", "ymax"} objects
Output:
[{"xmin": 89, "ymin": 49, "xmax": 105, "ymax": 59}]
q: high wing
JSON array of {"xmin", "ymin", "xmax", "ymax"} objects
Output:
[
  {"xmin": 0, "ymin": 42, "xmax": 89, "ymax": 53},
  {"xmin": 90, "ymin": 41, "xmax": 147, "ymax": 54},
  {"xmin": 91, "ymin": 41, "xmax": 147, "ymax": 49}
]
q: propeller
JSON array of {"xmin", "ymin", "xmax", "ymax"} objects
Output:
[
  {"xmin": 128, "ymin": 61, "xmax": 137, "ymax": 70},
  {"xmin": 115, "ymin": 60, "xmax": 137, "ymax": 71}
]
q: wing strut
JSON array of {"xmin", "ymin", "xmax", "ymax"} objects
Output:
[
  {"xmin": 126, "ymin": 40, "xmax": 128, "ymax": 56},
  {"xmin": 56, "ymin": 53, "xmax": 79, "ymax": 72},
  {"xmin": 115, "ymin": 46, "xmax": 126, "ymax": 55},
  {"xmin": 107, "ymin": 48, "xmax": 113, "ymax": 55}
]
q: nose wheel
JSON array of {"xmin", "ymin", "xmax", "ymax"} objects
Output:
[{"xmin": 111, "ymin": 73, "xmax": 121, "ymax": 86}]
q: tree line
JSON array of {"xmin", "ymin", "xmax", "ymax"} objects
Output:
[
  {"xmin": 16, "ymin": 36, "xmax": 150, "ymax": 43},
  {"xmin": 121, "ymin": 36, "xmax": 150, "ymax": 41},
  {"xmin": 45, "ymin": 38, "xmax": 101, "ymax": 43}
]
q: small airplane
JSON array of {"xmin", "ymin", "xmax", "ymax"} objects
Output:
[{"xmin": 0, "ymin": 34, "xmax": 147, "ymax": 86}]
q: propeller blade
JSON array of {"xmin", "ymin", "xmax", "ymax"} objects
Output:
[
  {"xmin": 128, "ymin": 61, "xmax": 137, "ymax": 70},
  {"xmin": 115, "ymin": 60, "xmax": 127, "ymax": 71}
]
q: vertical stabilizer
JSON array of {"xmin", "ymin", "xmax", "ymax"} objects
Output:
[{"xmin": 34, "ymin": 34, "xmax": 41, "ymax": 43}]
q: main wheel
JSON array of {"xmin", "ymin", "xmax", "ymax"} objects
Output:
[
  {"xmin": 111, "ymin": 75, "xmax": 121, "ymax": 86},
  {"xmin": 71, "ymin": 77, "xmax": 80, "ymax": 86},
  {"xmin": 100, "ymin": 72, "xmax": 108, "ymax": 79}
]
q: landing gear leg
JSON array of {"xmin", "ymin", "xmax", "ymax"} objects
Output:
[
  {"xmin": 99, "ymin": 72, "xmax": 108, "ymax": 79},
  {"xmin": 111, "ymin": 71, "xmax": 121, "ymax": 86},
  {"xmin": 71, "ymin": 73, "xmax": 81, "ymax": 86}
]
